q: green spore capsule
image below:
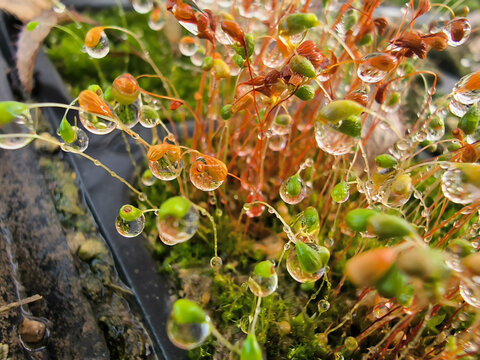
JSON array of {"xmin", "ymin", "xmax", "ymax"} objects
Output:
[
  {"xmin": 318, "ymin": 100, "xmax": 364, "ymax": 124},
  {"xmin": 290, "ymin": 55, "xmax": 316, "ymax": 78},
  {"xmin": 336, "ymin": 115, "xmax": 362, "ymax": 138},
  {"xmin": 0, "ymin": 101, "xmax": 28, "ymax": 125},
  {"xmin": 119, "ymin": 204, "xmax": 143, "ymax": 221},
  {"xmin": 294, "ymin": 85, "xmax": 315, "ymax": 101},
  {"xmin": 26, "ymin": 21, "xmax": 38, "ymax": 31},
  {"xmin": 296, "ymin": 241, "xmax": 329, "ymax": 274},
  {"xmin": 158, "ymin": 196, "xmax": 192, "ymax": 220},
  {"xmin": 220, "ymin": 104, "xmax": 233, "ymax": 120},
  {"xmin": 58, "ymin": 117, "xmax": 77, "ymax": 144},
  {"xmin": 375, "ymin": 154, "xmax": 398, "ymax": 168},
  {"xmin": 116, "ymin": 205, "xmax": 145, "ymax": 237},
  {"xmin": 278, "ymin": 13, "xmax": 320, "ymax": 36},
  {"xmin": 367, "ymin": 213, "xmax": 415, "ymax": 238},
  {"xmin": 374, "ymin": 264, "xmax": 408, "ymax": 299},
  {"xmin": 331, "ymin": 181, "xmax": 349, "ymax": 203},
  {"xmin": 232, "ymin": 34, "xmax": 255, "ymax": 59},
  {"xmin": 253, "ymin": 260, "xmax": 275, "ymax": 278},
  {"xmin": 241, "ymin": 333, "xmax": 262, "ymax": 360},
  {"xmin": 249, "ymin": 260, "xmax": 278, "ymax": 297},
  {"xmin": 280, "ymin": 174, "xmax": 305, "ymax": 204},
  {"xmin": 87, "ymin": 84, "xmax": 103, "ymax": 96},
  {"xmin": 458, "ymin": 104, "xmax": 480, "ymax": 135},
  {"xmin": 172, "ymin": 299, "xmax": 207, "ymax": 324},
  {"xmin": 345, "ymin": 208, "xmax": 379, "ymax": 232},
  {"xmin": 201, "ymin": 56, "xmax": 214, "ymax": 71},
  {"xmin": 232, "ymin": 54, "xmax": 245, "ymax": 68},
  {"xmin": 168, "ymin": 299, "xmax": 210, "ymax": 350},
  {"xmin": 304, "ymin": 207, "xmax": 320, "ymax": 232},
  {"xmin": 397, "ymin": 247, "xmax": 450, "ymax": 282}
]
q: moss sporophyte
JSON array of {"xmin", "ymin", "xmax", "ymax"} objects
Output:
[{"xmin": 4, "ymin": 0, "xmax": 480, "ymax": 358}]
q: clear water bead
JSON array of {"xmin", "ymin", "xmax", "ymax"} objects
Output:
[
  {"xmin": 167, "ymin": 314, "xmax": 210, "ymax": 350},
  {"xmin": 314, "ymin": 122, "xmax": 357, "ymax": 156},
  {"xmin": 85, "ymin": 31, "xmax": 110, "ymax": 59},
  {"xmin": 60, "ymin": 127, "xmax": 89, "ymax": 153},
  {"xmin": 115, "ymin": 214, "xmax": 145, "ymax": 237},
  {"xmin": 156, "ymin": 206, "xmax": 199, "ymax": 245},
  {"xmin": 0, "ymin": 112, "xmax": 35, "ymax": 150}
]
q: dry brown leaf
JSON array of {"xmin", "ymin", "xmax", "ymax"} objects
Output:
[
  {"xmin": 0, "ymin": 0, "xmax": 52, "ymax": 23},
  {"xmin": 17, "ymin": 11, "xmax": 58, "ymax": 93}
]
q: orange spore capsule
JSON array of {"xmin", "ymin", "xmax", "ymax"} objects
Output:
[
  {"xmin": 147, "ymin": 144, "xmax": 182, "ymax": 162},
  {"xmin": 85, "ymin": 27, "xmax": 105, "ymax": 48},
  {"xmin": 462, "ymin": 71, "xmax": 480, "ymax": 91},
  {"xmin": 78, "ymin": 90, "xmax": 115, "ymax": 119},
  {"xmin": 221, "ymin": 20, "xmax": 244, "ymax": 43},
  {"xmin": 193, "ymin": 154, "xmax": 228, "ymax": 182},
  {"xmin": 363, "ymin": 53, "xmax": 398, "ymax": 72}
]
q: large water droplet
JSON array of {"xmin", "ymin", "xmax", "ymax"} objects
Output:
[
  {"xmin": 286, "ymin": 244, "xmax": 326, "ymax": 283},
  {"xmin": 157, "ymin": 206, "xmax": 199, "ymax": 245},
  {"xmin": 357, "ymin": 53, "xmax": 391, "ymax": 83},
  {"xmin": 179, "ymin": 36, "xmax": 199, "ymax": 56},
  {"xmin": 262, "ymin": 39, "xmax": 284, "ymax": 68},
  {"xmin": 167, "ymin": 314, "xmax": 210, "ymax": 350},
  {"xmin": 443, "ymin": 17, "xmax": 471, "ymax": 47},
  {"xmin": 314, "ymin": 122, "xmax": 357, "ymax": 156},
  {"xmin": 441, "ymin": 168, "xmax": 480, "ymax": 204},
  {"xmin": 452, "ymin": 72, "xmax": 480, "ymax": 105},
  {"xmin": 78, "ymin": 110, "xmax": 116, "ymax": 135},
  {"xmin": 60, "ymin": 127, "xmax": 89, "ymax": 153},
  {"xmin": 248, "ymin": 272, "xmax": 278, "ymax": 297},
  {"xmin": 132, "ymin": 0, "xmax": 153, "ymax": 14},
  {"xmin": 115, "ymin": 214, "xmax": 145, "ymax": 237},
  {"xmin": 149, "ymin": 156, "xmax": 183, "ymax": 181},
  {"xmin": 0, "ymin": 112, "xmax": 35, "ymax": 150},
  {"xmin": 85, "ymin": 31, "xmax": 110, "ymax": 59}
]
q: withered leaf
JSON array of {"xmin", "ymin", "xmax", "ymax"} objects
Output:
[{"xmin": 0, "ymin": 0, "xmax": 51, "ymax": 23}]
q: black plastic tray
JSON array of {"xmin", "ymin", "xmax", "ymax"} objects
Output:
[{"xmin": 0, "ymin": 11, "xmax": 186, "ymax": 360}]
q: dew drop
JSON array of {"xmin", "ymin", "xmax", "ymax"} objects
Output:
[
  {"xmin": 115, "ymin": 214, "xmax": 145, "ymax": 237},
  {"xmin": 179, "ymin": 36, "xmax": 199, "ymax": 57},
  {"xmin": 157, "ymin": 205, "xmax": 199, "ymax": 245},
  {"xmin": 85, "ymin": 31, "xmax": 110, "ymax": 59},
  {"xmin": 0, "ymin": 112, "xmax": 35, "ymax": 150}
]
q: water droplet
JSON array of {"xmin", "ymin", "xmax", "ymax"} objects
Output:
[
  {"xmin": 286, "ymin": 244, "xmax": 326, "ymax": 283},
  {"xmin": 272, "ymin": 114, "xmax": 292, "ymax": 135},
  {"xmin": 284, "ymin": 242, "xmax": 291, "ymax": 250},
  {"xmin": 449, "ymin": 98, "xmax": 470, "ymax": 117},
  {"xmin": 441, "ymin": 167, "xmax": 480, "ymax": 204},
  {"xmin": 191, "ymin": 48, "xmax": 205, "ymax": 66},
  {"xmin": 189, "ymin": 156, "xmax": 226, "ymax": 191},
  {"xmin": 115, "ymin": 214, "xmax": 145, "ymax": 237},
  {"xmin": 314, "ymin": 122, "xmax": 357, "ymax": 156},
  {"xmin": 179, "ymin": 36, "xmax": 199, "ymax": 57},
  {"xmin": 453, "ymin": 71, "xmax": 480, "ymax": 105},
  {"xmin": 267, "ymin": 207, "xmax": 275, "ymax": 214},
  {"xmin": 262, "ymin": 39, "xmax": 284, "ymax": 68},
  {"xmin": 0, "ymin": 112, "xmax": 35, "ymax": 150},
  {"xmin": 179, "ymin": 20, "xmax": 199, "ymax": 36},
  {"xmin": 318, "ymin": 299, "xmax": 330, "ymax": 312},
  {"xmin": 459, "ymin": 281, "xmax": 480, "ymax": 308},
  {"xmin": 148, "ymin": 8, "xmax": 165, "ymax": 31},
  {"xmin": 139, "ymin": 105, "xmax": 160, "ymax": 128},
  {"xmin": 157, "ymin": 205, "xmax": 199, "ymax": 245},
  {"xmin": 132, "ymin": 0, "xmax": 153, "ymax": 14},
  {"xmin": 373, "ymin": 301, "xmax": 392, "ymax": 318},
  {"xmin": 215, "ymin": 26, "xmax": 233, "ymax": 45},
  {"xmin": 60, "ymin": 127, "xmax": 89, "ymax": 153},
  {"xmin": 443, "ymin": 17, "xmax": 471, "ymax": 47},
  {"xmin": 245, "ymin": 192, "xmax": 265, "ymax": 218},
  {"xmin": 52, "ymin": 1, "xmax": 66, "ymax": 13},
  {"xmin": 167, "ymin": 314, "xmax": 210, "ymax": 350},
  {"xmin": 268, "ymin": 134, "xmax": 288, "ymax": 151},
  {"xmin": 210, "ymin": 256, "xmax": 223, "ymax": 269},
  {"xmin": 248, "ymin": 272, "xmax": 278, "ymax": 297},
  {"xmin": 79, "ymin": 110, "xmax": 116, "ymax": 135},
  {"xmin": 85, "ymin": 31, "xmax": 110, "ymax": 59},
  {"xmin": 279, "ymin": 175, "xmax": 306, "ymax": 204},
  {"xmin": 149, "ymin": 156, "xmax": 183, "ymax": 181},
  {"xmin": 141, "ymin": 169, "xmax": 156, "ymax": 186},
  {"xmin": 357, "ymin": 53, "xmax": 392, "ymax": 83}
]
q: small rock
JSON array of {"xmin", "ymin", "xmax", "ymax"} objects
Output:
[
  {"xmin": 78, "ymin": 240, "xmax": 107, "ymax": 261},
  {"xmin": 18, "ymin": 317, "xmax": 46, "ymax": 344}
]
